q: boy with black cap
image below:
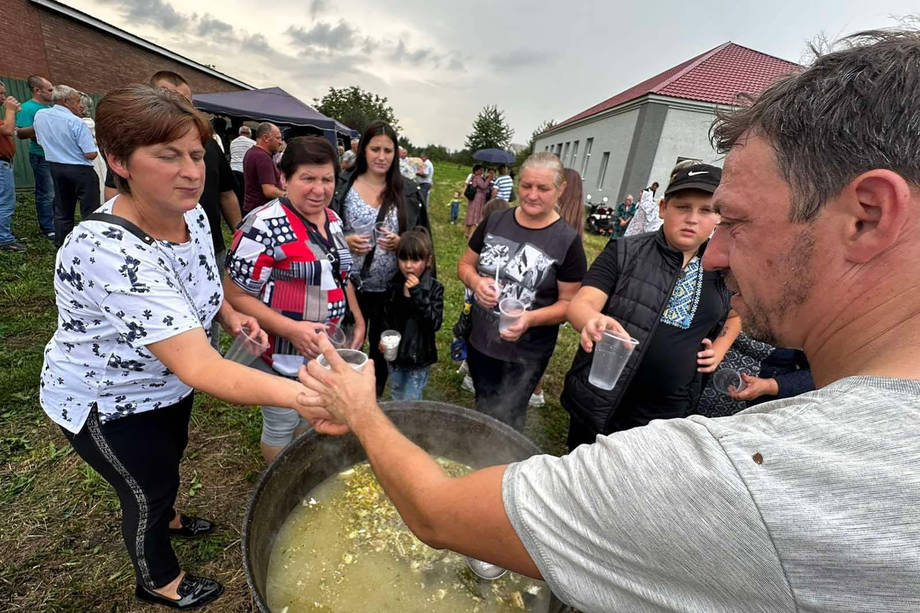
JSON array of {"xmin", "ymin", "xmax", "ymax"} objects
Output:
[{"xmin": 562, "ymin": 163, "xmax": 740, "ymax": 448}]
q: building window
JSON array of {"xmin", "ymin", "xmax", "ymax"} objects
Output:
[
  {"xmin": 570, "ymin": 141, "xmax": 579, "ymax": 168},
  {"xmin": 582, "ymin": 138, "xmax": 593, "ymax": 176},
  {"xmin": 562, "ymin": 142, "xmax": 570, "ymax": 162},
  {"xmin": 597, "ymin": 152, "xmax": 610, "ymax": 189}
]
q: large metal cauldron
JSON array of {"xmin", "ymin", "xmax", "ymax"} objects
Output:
[{"xmin": 243, "ymin": 400, "xmax": 565, "ymax": 612}]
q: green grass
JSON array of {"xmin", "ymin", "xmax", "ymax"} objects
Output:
[{"xmin": 0, "ymin": 163, "xmax": 606, "ymax": 611}]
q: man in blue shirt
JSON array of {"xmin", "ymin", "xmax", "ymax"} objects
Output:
[
  {"xmin": 33, "ymin": 85, "xmax": 98, "ymax": 246},
  {"xmin": 15, "ymin": 75, "xmax": 56, "ymax": 240}
]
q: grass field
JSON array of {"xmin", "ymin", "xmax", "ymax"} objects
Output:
[{"xmin": 0, "ymin": 162, "xmax": 606, "ymax": 611}]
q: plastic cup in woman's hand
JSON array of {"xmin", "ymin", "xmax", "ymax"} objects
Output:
[{"xmin": 223, "ymin": 326, "xmax": 269, "ymax": 366}]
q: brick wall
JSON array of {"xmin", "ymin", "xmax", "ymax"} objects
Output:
[{"xmin": 1, "ymin": 0, "xmax": 243, "ymax": 96}]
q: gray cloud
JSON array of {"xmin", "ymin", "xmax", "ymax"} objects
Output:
[
  {"xmin": 488, "ymin": 49, "xmax": 551, "ymax": 70},
  {"xmin": 390, "ymin": 39, "xmax": 432, "ymax": 63},
  {"xmin": 100, "ymin": 0, "xmax": 185, "ymax": 31},
  {"xmin": 310, "ymin": 0, "xmax": 328, "ymax": 21},
  {"xmin": 198, "ymin": 15, "xmax": 233, "ymax": 36},
  {"xmin": 240, "ymin": 33, "xmax": 275, "ymax": 56},
  {"xmin": 286, "ymin": 21, "xmax": 358, "ymax": 51}
]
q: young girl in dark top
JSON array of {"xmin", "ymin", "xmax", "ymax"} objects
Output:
[{"xmin": 380, "ymin": 227, "xmax": 444, "ymax": 400}]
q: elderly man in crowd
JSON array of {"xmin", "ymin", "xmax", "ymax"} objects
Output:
[
  {"xmin": 342, "ymin": 137, "xmax": 359, "ymax": 170},
  {"xmin": 229, "ymin": 124, "xmax": 255, "ymax": 208},
  {"xmin": 398, "ymin": 146, "xmax": 416, "ymax": 181},
  {"xmin": 15, "ymin": 75, "xmax": 56, "ymax": 241},
  {"xmin": 415, "ymin": 152, "xmax": 434, "ymax": 206},
  {"xmin": 297, "ymin": 31, "xmax": 920, "ymax": 612},
  {"xmin": 33, "ymin": 85, "xmax": 98, "ymax": 247},
  {"xmin": 242, "ymin": 122, "xmax": 283, "ymax": 213},
  {"xmin": 0, "ymin": 83, "xmax": 23, "ymax": 252}
]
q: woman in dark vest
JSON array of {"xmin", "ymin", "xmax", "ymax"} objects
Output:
[{"xmin": 330, "ymin": 121, "xmax": 429, "ymax": 396}]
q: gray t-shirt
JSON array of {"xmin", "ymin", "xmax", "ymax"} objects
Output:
[{"xmin": 503, "ymin": 376, "xmax": 920, "ymax": 612}]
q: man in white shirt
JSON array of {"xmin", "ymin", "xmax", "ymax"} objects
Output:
[
  {"xmin": 415, "ymin": 153, "xmax": 434, "ymax": 206},
  {"xmin": 398, "ymin": 146, "xmax": 415, "ymax": 181},
  {"xmin": 229, "ymin": 125, "xmax": 255, "ymax": 207},
  {"xmin": 297, "ymin": 31, "xmax": 920, "ymax": 613},
  {"xmin": 491, "ymin": 164, "xmax": 513, "ymax": 200},
  {"xmin": 342, "ymin": 138, "xmax": 359, "ymax": 170}
]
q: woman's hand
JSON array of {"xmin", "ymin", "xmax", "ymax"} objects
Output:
[
  {"xmin": 377, "ymin": 230, "xmax": 400, "ymax": 252},
  {"xmin": 350, "ymin": 318, "xmax": 367, "ymax": 350},
  {"xmin": 346, "ymin": 232, "xmax": 373, "ymax": 255},
  {"xmin": 729, "ymin": 373, "xmax": 779, "ymax": 401},
  {"xmin": 580, "ymin": 316, "xmax": 627, "ymax": 352},
  {"xmin": 221, "ymin": 309, "xmax": 269, "ymax": 348},
  {"xmin": 289, "ymin": 320, "xmax": 327, "ymax": 359},
  {"xmin": 499, "ymin": 310, "xmax": 531, "ymax": 342},
  {"xmin": 473, "ymin": 276, "xmax": 501, "ymax": 309}
]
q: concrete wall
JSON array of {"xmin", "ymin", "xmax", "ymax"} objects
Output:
[
  {"xmin": 535, "ymin": 97, "xmax": 727, "ymax": 206},
  {"xmin": 533, "ymin": 106, "xmax": 640, "ymax": 203},
  {"xmin": 646, "ymin": 102, "xmax": 723, "ymax": 190}
]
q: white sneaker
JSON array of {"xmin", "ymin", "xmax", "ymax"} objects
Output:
[
  {"xmin": 528, "ymin": 392, "xmax": 545, "ymax": 407},
  {"xmin": 461, "ymin": 375, "xmax": 475, "ymax": 394}
]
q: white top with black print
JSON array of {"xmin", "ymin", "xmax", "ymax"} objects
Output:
[{"xmin": 40, "ymin": 198, "xmax": 222, "ymax": 433}]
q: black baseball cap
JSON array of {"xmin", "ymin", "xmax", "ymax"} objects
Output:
[{"xmin": 664, "ymin": 163, "xmax": 722, "ymax": 197}]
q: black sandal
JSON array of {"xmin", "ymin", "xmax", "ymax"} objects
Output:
[
  {"xmin": 168, "ymin": 514, "xmax": 214, "ymax": 538},
  {"xmin": 135, "ymin": 574, "xmax": 224, "ymax": 609}
]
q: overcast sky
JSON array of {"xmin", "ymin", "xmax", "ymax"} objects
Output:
[{"xmin": 64, "ymin": 0, "xmax": 917, "ymax": 150}]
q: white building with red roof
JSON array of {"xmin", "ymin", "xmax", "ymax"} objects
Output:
[{"xmin": 534, "ymin": 42, "xmax": 801, "ymax": 204}]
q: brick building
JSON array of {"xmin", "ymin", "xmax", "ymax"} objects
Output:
[
  {"xmin": 534, "ymin": 43, "xmax": 800, "ymax": 204},
  {"xmin": 1, "ymin": 0, "xmax": 250, "ymax": 188}
]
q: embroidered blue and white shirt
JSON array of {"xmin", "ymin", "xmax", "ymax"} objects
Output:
[
  {"xmin": 40, "ymin": 198, "xmax": 222, "ymax": 433},
  {"xmin": 660, "ymin": 256, "xmax": 703, "ymax": 329}
]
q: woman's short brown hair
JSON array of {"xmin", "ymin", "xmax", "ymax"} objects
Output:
[{"xmin": 96, "ymin": 84, "xmax": 212, "ymax": 194}]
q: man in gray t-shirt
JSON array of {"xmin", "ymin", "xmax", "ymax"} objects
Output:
[{"xmin": 295, "ymin": 32, "xmax": 920, "ymax": 613}]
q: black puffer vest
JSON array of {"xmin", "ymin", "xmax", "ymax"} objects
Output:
[{"xmin": 561, "ymin": 229, "xmax": 719, "ymax": 434}]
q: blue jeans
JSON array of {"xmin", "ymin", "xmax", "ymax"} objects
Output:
[
  {"xmin": 29, "ymin": 152, "xmax": 55, "ymax": 234},
  {"xmin": 0, "ymin": 160, "xmax": 15, "ymax": 245},
  {"xmin": 388, "ymin": 366, "xmax": 430, "ymax": 401}
]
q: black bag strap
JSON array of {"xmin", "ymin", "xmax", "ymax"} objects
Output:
[
  {"xmin": 86, "ymin": 212, "xmax": 155, "ymax": 245},
  {"xmin": 359, "ymin": 201, "xmax": 392, "ymax": 279}
]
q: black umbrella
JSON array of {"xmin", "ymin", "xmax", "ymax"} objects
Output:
[{"xmin": 472, "ymin": 148, "xmax": 515, "ymax": 164}]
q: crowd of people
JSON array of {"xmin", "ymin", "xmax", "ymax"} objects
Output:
[{"xmin": 7, "ymin": 27, "xmax": 918, "ymax": 612}]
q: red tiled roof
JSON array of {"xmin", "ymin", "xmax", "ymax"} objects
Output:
[{"xmin": 550, "ymin": 42, "xmax": 801, "ymax": 132}]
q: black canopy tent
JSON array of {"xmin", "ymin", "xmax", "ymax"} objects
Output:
[{"xmin": 192, "ymin": 86, "xmax": 354, "ymax": 146}]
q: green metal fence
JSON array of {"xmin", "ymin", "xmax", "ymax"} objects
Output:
[{"xmin": 1, "ymin": 76, "xmax": 101, "ymax": 190}]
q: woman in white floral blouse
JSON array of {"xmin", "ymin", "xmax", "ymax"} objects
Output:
[{"xmin": 39, "ymin": 84, "xmax": 342, "ymax": 610}]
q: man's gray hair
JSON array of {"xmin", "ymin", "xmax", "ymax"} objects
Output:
[
  {"xmin": 239, "ymin": 125, "xmax": 251, "ymax": 136},
  {"xmin": 79, "ymin": 94, "xmax": 93, "ymax": 117},
  {"xmin": 52, "ymin": 84, "xmax": 79, "ymax": 105},
  {"xmin": 712, "ymin": 30, "xmax": 920, "ymax": 222},
  {"xmin": 255, "ymin": 122, "xmax": 275, "ymax": 140}
]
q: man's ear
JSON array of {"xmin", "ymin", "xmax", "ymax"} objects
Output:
[
  {"xmin": 658, "ymin": 197, "xmax": 667, "ymax": 220},
  {"xmin": 841, "ymin": 170, "xmax": 911, "ymax": 264}
]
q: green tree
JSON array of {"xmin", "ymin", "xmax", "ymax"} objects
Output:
[
  {"xmin": 516, "ymin": 118, "xmax": 555, "ymax": 167},
  {"xmin": 313, "ymin": 86, "xmax": 400, "ymax": 135},
  {"xmin": 464, "ymin": 105, "xmax": 514, "ymax": 152}
]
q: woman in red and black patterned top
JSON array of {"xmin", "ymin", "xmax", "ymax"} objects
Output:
[{"xmin": 225, "ymin": 136, "xmax": 365, "ymax": 462}]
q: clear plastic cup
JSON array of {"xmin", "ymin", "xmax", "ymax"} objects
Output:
[
  {"xmin": 498, "ymin": 297, "xmax": 525, "ymax": 334},
  {"xmin": 223, "ymin": 326, "xmax": 269, "ymax": 366},
  {"xmin": 380, "ymin": 329, "xmax": 401, "ymax": 361},
  {"xmin": 374, "ymin": 221, "xmax": 393, "ymax": 243},
  {"xmin": 588, "ymin": 331, "xmax": 639, "ymax": 390},
  {"xmin": 713, "ymin": 369, "xmax": 747, "ymax": 395},
  {"xmin": 316, "ymin": 349, "xmax": 369, "ymax": 371},
  {"xmin": 324, "ymin": 322, "xmax": 346, "ymax": 348}
]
